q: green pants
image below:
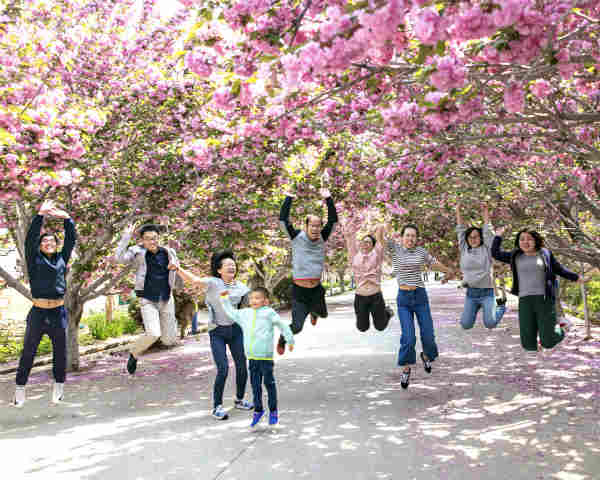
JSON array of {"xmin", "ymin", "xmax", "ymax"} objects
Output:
[{"xmin": 518, "ymin": 295, "xmax": 564, "ymax": 351}]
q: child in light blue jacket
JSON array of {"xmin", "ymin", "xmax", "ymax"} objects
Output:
[{"xmin": 221, "ymin": 287, "xmax": 294, "ymax": 427}]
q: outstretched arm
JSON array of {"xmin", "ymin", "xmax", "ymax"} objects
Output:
[
  {"xmin": 220, "ymin": 294, "xmax": 243, "ymax": 324},
  {"xmin": 279, "ymin": 193, "xmax": 301, "ymax": 240},
  {"xmin": 272, "ymin": 311, "xmax": 294, "ymax": 347},
  {"xmin": 320, "ymin": 188, "xmax": 338, "ymax": 241},
  {"xmin": 171, "ymin": 266, "xmax": 209, "ymax": 291}
]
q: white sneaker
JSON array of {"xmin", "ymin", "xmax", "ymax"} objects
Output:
[
  {"xmin": 558, "ymin": 317, "xmax": 572, "ymax": 333},
  {"xmin": 212, "ymin": 405, "xmax": 229, "ymax": 420},
  {"xmin": 51, "ymin": 382, "xmax": 64, "ymax": 404},
  {"xmin": 13, "ymin": 386, "xmax": 26, "ymax": 408}
]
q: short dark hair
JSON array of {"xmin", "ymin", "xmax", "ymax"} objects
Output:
[
  {"xmin": 211, "ymin": 250, "xmax": 236, "ymax": 278},
  {"xmin": 363, "ymin": 234, "xmax": 376, "ymax": 247},
  {"xmin": 250, "ymin": 287, "xmax": 270, "ymax": 299},
  {"xmin": 139, "ymin": 224, "xmax": 161, "ymax": 238},
  {"xmin": 401, "ymin": 224, "xmax": 419, "ymax": 236},
  {"xmin": 39, "ymin": 232, "xmax": 58, "ymax": 244},
  {"xmin": 464, "ymin": 227, "xmax": 483, "ymax": 249},
  {"xmin": 515, "ymin": 229, "xmax": 544, "ymax": 251}
]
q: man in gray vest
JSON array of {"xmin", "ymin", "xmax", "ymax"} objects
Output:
[
  {"xmin": 113, "ymin": 224, "xmax": 181, "ymax": 374},
  {"xmin": 277, "ymin": 187, "xmax": 338, "ymax": 355}
]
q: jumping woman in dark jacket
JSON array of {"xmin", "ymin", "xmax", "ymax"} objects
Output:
[{"xmin": 491, "ymin": 227, "xmax": 585, "ymax": 351}]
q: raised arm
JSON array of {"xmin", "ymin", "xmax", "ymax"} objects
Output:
[
  {"xmin": 279, "ymin": 195, "xmax": 301, "ymax": 240},
  {"xmin": 25, "ymin": 214, "xmax": 44, "ymax": 266},
  {"xmin": 113, "ymin": 224, "xmax": 137, "ymax": 264},
  {"xmin": 320, "ymin": 188, "xmax": 338, "ymax": 241},
  {"xmin": 374, "ymin": 224, "xmax": 386, "ymax": 262},
  {"xmin": 455, "ymin": 202, "xmax": 468, "ymax": 252},
  {"xmin": 481, "ymin": 204, "xmax": 494, "ymax": 248},
  {"xmin": 342, "ymin": 219, "xmax": 360, "ymax": 264},
  {"xmin": 60, "ymin": 217, "xmax": 77, "ymax": 264},
  {"xmin": 490, "ymin": 226, "xmax": 512, "ymax": 264}
]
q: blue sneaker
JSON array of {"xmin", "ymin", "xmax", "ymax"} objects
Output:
[
  {"xmin": 250, "ymin": 411, "xmax": 264, "ymax": 427},
  {"xmin": 269, "ymin": 410, "xmax": 278, "ymax": 425},
  {"xmin": 234, "ymin": 398, "xmax": 253, "ymax": 410}
]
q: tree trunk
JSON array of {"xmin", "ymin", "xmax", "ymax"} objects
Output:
[
  {"xmin": 105, "ymin": 295, "xmax": 114, "ymax": 323},
  {"xmin": 65, "ymin": 291, "xmax": 84, "ymax": 371},
  {"xmin": 336, "ymin": 269, "xmax": 345, "ymax": 293}
]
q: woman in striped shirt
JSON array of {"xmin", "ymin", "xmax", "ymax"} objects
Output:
[{"xmin": 386, "ymin": 224, "xmax": 455, "ymax": 389}]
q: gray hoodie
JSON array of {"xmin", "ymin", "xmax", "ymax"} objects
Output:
[{"xmin": 456, "ymin": 223, "xmax": 495, "ymax": 288}]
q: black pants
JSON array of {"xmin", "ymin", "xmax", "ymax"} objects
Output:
[
  {"xmin": 249, "ymin": 359, "xmax": 277, "ymax": 412},
  {"xmin": 16, "ymin": 306, "xmax": 67, "ymax": 386},
  {"xmin": 209, "ymin": 324, "xmax": 248, "ymax": 409},
  {"xmin": 280, "ymin": 283, "xmax": 328, "ymax": 346},
  {"xmin": 354, "ymin": 292, "xmax": 391, "ymax": 332}
]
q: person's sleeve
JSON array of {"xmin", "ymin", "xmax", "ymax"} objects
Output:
[
  {"xmin": 550, "ymin": 253, "xmax": 579, "ymax": 282},
  {"xmin": 279, "ymin": 196, "xmax": 300, "ymax": 239},
  {"xmin": 114, "ymin": 229, "xmax": 136, "ymax": 264},
  {"xmin": 491, "ymin": 236, "xmax": 512, "ymax": 264},
  {"xmin": 482, "ymin": 223, "xmax": 494, "ymax": 249},
  {"xmin": 25, "ymin": 214, "xmax": 43, "ymax": 266},
  {"xmin": 272, "ymin": 310, "xmax": 294, "ymax": 345},
  {"xmin": 201, "ymin": 277, "xmax": 216, "ymax": 294},
  {"xmin": 375, "ymin": 242, "xmax": 385, "ymax": 265},
  {"xmin": 456, "ymin": 224, "xmax": 467, "ymax": 252},
  {"xmin": 321, "ymin": 197, "xmax": 338, "ymax": 241},
  {"xmin": 220, "ymin": 295, "xmax": 242, "ymax": 323},
  {"xmin": 60, "ymin": 218, "xmax": 77, "ymax": 264}
]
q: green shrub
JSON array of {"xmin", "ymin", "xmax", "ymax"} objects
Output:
[{"xmin": 84, "ymin": 310, "xmax": 138, "ymax": 341}]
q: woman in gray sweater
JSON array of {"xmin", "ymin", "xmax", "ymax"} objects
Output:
[{"xmin": 456, "ymin": 203, "xmax": 506, "ymax": 330}]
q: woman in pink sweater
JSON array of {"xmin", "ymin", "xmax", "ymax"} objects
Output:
[{"xmin": 343, "ymin": 220, "xmax": 393, "ymax": 332}]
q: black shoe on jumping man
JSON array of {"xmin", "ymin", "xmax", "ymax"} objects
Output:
[{"xmin": 127, "ymin": 353, "xmax": 138, "ymax": 375}]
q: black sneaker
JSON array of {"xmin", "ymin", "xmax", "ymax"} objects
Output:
[
  {"xmin": 496, "ymin": 297, "xmax": 507, "ymax": 306},
  {"xmin": 400, "ymin": 368, "xmax": 411, "ymax": 389},
  {"xmin": 385, "ymin": 306, "xmax": 394, "ymax": 320},
  {"xmin": 127, "ymin": 354, "xmax": 138, "ymax": 375},
  {"xmin": 420, "ymin": 352, "xmax": 432, "ymax": 374}
]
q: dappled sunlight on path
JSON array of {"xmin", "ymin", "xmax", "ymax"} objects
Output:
[{"xmin": 1, "ymin": 281, "xmax": 599, "ymax": 479}]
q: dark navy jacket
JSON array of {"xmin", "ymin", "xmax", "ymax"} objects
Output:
[
  {"xmin": 491, "ymin": 235, "xmax": 578, "ymax": 300},
  {"xmin": 25, "ymin": 215, "xmax": 77, "ymax": 299}
]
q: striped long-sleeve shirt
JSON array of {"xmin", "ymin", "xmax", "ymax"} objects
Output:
[{"xmin": 386, "ymin": 239, "xmax": 435, "ymax": 288}]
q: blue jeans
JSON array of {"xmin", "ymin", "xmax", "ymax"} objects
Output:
[
  {"xmin": 460, "ymin": 288, "xmax": 506, "ymax": 330},
  {"xmin": 191, "ymin": 311, "xmax": 198, "ymax": 335},
  {"xmin": 209, "ymin": 324, "xmax": 248, "ymax": 409},
  {"xmin": 249, "ymin": 359, "xmax": 277, "ymax": 412},
  {"xmin": 396, "ymin": 288, "xmax": 438, "ymax": 366}
]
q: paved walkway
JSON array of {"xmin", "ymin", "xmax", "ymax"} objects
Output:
[{"xmin": 1, "ymin": 281, "xmax": 599, "ymax": 479}]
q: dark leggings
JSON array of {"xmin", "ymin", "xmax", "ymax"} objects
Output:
[
  {"xmin": 16, "ymin": 306, "xmax": 67, "ymax": 386},
  {"xmin": 354, "ymin": 292, "xmax": 391, "ymax": 332},
  {"xmin": 209, "ymin": 323, "xmax": 248, "ymax": 409}
]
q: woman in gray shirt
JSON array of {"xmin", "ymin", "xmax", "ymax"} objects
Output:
[
  {"xmin": 455, "ymin": 203, "xmax": 506, "ymax": 330},
  {"xmin": 176, "ymin": 250, "xmax": 252, "ymax": 420}
]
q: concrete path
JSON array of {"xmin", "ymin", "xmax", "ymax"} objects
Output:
[{"xmin": 1, "ymin": 280, "xmax": 599, "ymax": 480}]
